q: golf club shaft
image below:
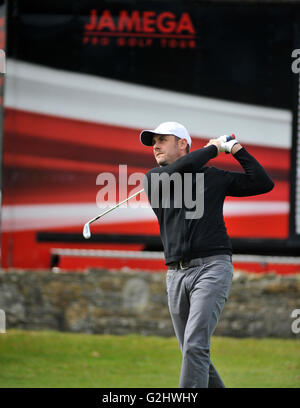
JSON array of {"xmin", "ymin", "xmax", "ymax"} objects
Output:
[
  {"xmin": 86, "ymin": 134, "xmax": 235, "ymax": 226},
  {"xmin": 88, "ymin": 188, "xmax": 145, "ymax": 225}
]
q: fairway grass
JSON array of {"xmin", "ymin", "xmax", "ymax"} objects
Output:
[{"xmin": 0, "ymin": 330, "xmax": 299, "ymax": 388}]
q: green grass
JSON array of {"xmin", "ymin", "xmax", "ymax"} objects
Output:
[{"xmin": 0, "ymin": 330, "xmax": 299, "ymax": 388}]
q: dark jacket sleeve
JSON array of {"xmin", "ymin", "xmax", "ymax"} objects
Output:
[
  {"xmin": 143, "ymin": 145, "xmax": 218, "ymax": 203},
  {"xmin": 225, "ymin": 147, "xmax": 275, "ymax": 197},
  {"xmin": 147, "ymin": 145, "xmax": 218, "ymax": 176}
]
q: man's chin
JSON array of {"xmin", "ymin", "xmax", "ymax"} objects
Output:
[{"xmin": 156, "ymin": 158, "xmax": 168, "ymax": 167}]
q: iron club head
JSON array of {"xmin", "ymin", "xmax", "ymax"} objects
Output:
[
  {"xmin": 82, "ymin": 189, "xmax": 144, "ymax": 240},
  {"xmin": 83, "ymin": 222, "xmax": 91, "ymax": 239}
]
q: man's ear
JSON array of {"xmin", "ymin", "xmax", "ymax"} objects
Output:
[{"xmin": 180, "ymin": 138, "xmax": 188, "ymax": 152}]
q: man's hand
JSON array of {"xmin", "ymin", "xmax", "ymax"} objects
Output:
[
  {"xmin": 204, "ymin": 139, "xmax": 221, "ymax": 155},
  {"xmin": 204, "ymin": 137, "xmax": 243, "ymax": 155}
]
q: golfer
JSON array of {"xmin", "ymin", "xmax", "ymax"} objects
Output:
[{"xmin": 140, "ymin": 122, "xmax": 274, "ymax": 388}]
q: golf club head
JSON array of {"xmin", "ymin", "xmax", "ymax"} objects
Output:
[{"xmin": 83, "ymin": 223, "xmax": 91, "ymax": 239}]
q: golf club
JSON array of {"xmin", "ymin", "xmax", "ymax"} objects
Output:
[
  {"xmin": 83, "ymin": 188, "xmax": 145, "ymax": 239},
  {"xmin": 82, "ymin": 134, "xmax": 236, "ymax": 239}
]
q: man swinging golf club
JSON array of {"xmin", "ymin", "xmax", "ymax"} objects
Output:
[{"xmin": 140, "ymin": 121, "xmax": 274, "ymax": 388}]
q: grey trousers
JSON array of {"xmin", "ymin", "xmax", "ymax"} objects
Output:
[{"xmin": 166, "ymin": 254, "xmax": 233, "ymax": 388}]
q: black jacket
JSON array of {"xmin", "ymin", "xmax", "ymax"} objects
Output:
[{"xmin": 143, "ymin": 145, "xmax": 274, "ymax": 265}]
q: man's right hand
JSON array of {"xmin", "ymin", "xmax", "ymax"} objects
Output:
[{"xmin": 203, "ymin": 139, "xmax": 221, "ymax": 155}]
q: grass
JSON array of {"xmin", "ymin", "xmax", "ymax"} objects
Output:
[{"xmin": 0, "ymin": 330, "xmax": 299, "ymax": 388}]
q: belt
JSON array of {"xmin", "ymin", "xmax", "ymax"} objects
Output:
[{"xmin": 167, "ymin": 254, "xmax": 232, "ymax": 270}]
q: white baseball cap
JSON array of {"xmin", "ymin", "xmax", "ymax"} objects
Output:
[{"xmin": 140, "ymin": 121, "xmax": 192, "ymax": 147}]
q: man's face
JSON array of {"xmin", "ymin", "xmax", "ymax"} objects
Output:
[{"xmin": 152, "ymin": 134, "xmax": 186, "ymax": 166}]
